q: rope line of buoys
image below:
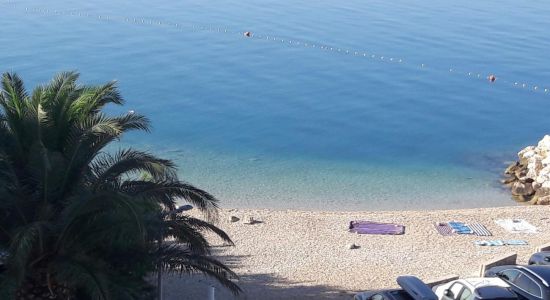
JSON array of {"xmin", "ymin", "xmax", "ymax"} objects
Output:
[{"xmin": 2, "ymin": 2, "xmax": 549, "ymax": 96}]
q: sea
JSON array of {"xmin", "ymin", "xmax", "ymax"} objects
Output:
[{"xmin": 2, "ymin": 0, "xmax": 550, "ymax": 210}]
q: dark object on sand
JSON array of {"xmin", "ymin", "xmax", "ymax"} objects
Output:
[{"xmin": 349, "ymin": 221, "xmax": 405, "ymax": 235}]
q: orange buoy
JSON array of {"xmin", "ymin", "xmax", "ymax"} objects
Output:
[
  {"xmin": 488, "ymin": 74, "xmax": 496, "ymax": 82},
  {"xmin": 244, "ymin": 31, "xmax": 252, "ymax": 37}
]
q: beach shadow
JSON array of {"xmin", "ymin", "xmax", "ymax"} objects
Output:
[{"xmin": 161, "ymin": 254, "xmax": 356, "ymax": 300}]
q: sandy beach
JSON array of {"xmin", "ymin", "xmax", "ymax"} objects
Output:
[{"xmin": 164, "ymin": 205, "xmax": 550, "ymax": 299}]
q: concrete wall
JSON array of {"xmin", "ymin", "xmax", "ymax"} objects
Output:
[
  {"xmin": 478, "ymin": 253, "xmax": 517, "ymax": 277},
  {"xmin": 536, "ymin": 242, "xmax": 550, "ymax": 252},
  {"xmin": 425, "ymin": 275, "xmax": 460, "ymax": 288}
]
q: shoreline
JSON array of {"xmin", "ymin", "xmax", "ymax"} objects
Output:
[
  {"xmin": 214, "ymin": 204, "xmax": 529, "ymax": 214},
  {"xmin": 167, "ymin": 205, "xmax": 550, "ymax": 299}
]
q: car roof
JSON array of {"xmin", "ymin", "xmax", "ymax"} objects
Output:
[
  {"xmin": 491, "ymin": 265, "xmax": 550, "ymax": 287},
  {"xmin": 462, "ymin": 278, "xmax": 510, "ymax": 289},
  {"xmin": 520, "ymin": 265, "xmax": 550, "ymax": 286},
  {"xmin": 474, "ymin": 286, "xmax": 517, "ymax": 299}
]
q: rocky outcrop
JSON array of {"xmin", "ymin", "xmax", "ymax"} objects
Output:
[{"xmin": 503, "ymin": 135, "xmax": 550, "ymax": 205}]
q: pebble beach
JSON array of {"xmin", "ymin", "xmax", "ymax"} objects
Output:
[{"xmin": 165, "ymin": 205, "xmax": 550, "ymax": 299}]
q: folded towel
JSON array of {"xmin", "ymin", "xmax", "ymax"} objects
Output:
[
  {"xmin": 506, "ymin": 239, "xmax": 529, "ymax": 245},
  {"xmin": 495, "ymin": 219, "xmax": 538, "ymax": 234},
  {"xmin": 434, "ymin": 223, "xmax": 454, "ymax": 236},
  {"xmin": 475, "ymin": 240, "xmax": 504, "ymax": 246},
  {"xmin": 448, "ymin": 221, "xmax": 473, "ymax": 234},
  {"xmin": 475, "ymin": 240, "xmax": 528, "ymax": 246}
]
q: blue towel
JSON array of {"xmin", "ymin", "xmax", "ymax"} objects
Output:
[
  {"xmin": 506, "ymin": 240, "xmax": 528, "ymax": 245},
  {"xmin": 448, "ymin": 221, "xmax": 473, "ymax": 234},
  {"xmin": 475, "ymin": 240, "xmax": 528, "ymax": 246},
  {"xmin": 475, "ymin": 240, "xmax": 504, "ymax": 246}
]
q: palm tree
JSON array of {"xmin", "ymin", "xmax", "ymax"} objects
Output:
[{"xmin": 0, "ymin": 71, "xmax": 240, "ymax": 299}]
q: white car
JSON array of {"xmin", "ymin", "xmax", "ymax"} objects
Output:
[{"xmin": 433, "ymin": 278, "xmax": 518, "ymax": 300}]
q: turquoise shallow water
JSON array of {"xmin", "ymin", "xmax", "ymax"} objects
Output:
[{"xmin": 1, "ymin": 0, "xmax": 550, "ymax": 210}]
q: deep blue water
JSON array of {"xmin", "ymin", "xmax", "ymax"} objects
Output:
[{"xmin": 1, "ymin": 0, "xmax": 550, "ymax": 210}]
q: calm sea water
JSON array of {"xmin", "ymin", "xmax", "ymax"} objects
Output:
[{"xmin": 2, "ymin": 0, "xmax": 550, "ymax": 210}]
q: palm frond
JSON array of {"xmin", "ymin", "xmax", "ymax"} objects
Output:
[
  {"xmin": 0, "ymin": 72, "xmax": 28, "ymax": 116},
  {"xmin": 91, "ymin": 150, "xmax": 176, "ymax": 186},
  {"xmin": 69, "ymin": 81, "xmax": 124, "ymax": 117},
  {"xmin": 51, "ymin": 256, "xmax": 110, "ymax": 300},
  {"xmin": 114, "ymin": 113, "xmax": 150, "ymax": 132},
  {"xmin": 158, "ymin": 245, "xmax": 241, "ymax": 295},
  {"xmin": 6, "ymin": 222, "xmax": 46, "ymax": 282},
  {"xmin": 172, "ymin": 215, "xmax": 233, "ymax": 246}
]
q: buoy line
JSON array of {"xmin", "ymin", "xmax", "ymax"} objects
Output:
[{"xmin": 2, "ymin": 2, "xmax": 549, "ymax": 96}]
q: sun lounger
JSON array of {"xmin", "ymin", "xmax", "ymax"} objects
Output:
[
  {"xmin": 474, "ymin": 240, "xmax": 528, "ymax": 246},
  {"xmin": 469, "ymin": 222, "xmax": 492, "ymax": 236},
  {"xmin": 434, "ymin": 222, "xmax": 454, "ymax": 236},
  {"xmin": 448, "ymin": 221, "xmax": 473, "ymax": 234},
  {"xmin": 495, "ymin": 219, "xmax": 538, "ymax": 234},
  {"xmin": 349, "ymin": 221, "xmax": 405, "ymax": 235}
]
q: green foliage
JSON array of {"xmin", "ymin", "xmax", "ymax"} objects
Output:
[{"xmin": 0, "ymin": 71, "xmax": 240, "ymax": 299}]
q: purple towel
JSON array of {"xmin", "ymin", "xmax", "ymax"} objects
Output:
[
  {"xmin": 349, "ymin": 221, "xmax": 405, "ymax": 235},
  {"xmin": 434, "ymin": 223, "xmax": 454, "ymax": 236}
]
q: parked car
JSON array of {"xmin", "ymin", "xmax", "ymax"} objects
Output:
[
  {"xmin": 530, "ymin": 252, "xmax": 550, "ymax": 266},
  {"xmin": 484, "ymin": 265, "xmax": 550, "ymax": 300},
  {"xmin": 354, "ymin": 275, "xmax": 438, "ymax": 300},
  {"xmin": 433, "ymin": 277, "xmax": 517, "ymax": 300}
]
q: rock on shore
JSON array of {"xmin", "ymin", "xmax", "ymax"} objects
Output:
[{"xmin": 504, "ymin": 135, "xmax": 550, "ymax": 205}]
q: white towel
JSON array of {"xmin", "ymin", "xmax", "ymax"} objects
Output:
[{"xmin": 495, "ymin": 219, "xmax": 538, "ymax": 234}]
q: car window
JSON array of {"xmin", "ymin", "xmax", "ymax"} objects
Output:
[
  {"xmin": 449, "ymin": 283, "xmax": 464, "ymax": 299},
  {"xmin": 499, "ymin": 269, "xmax": 521, "ymax": 282},
  {"xmin": 459, "ymin": 288, "xmax": 473, "ymax": 300},
  {"xmin": 513, "ymin": 273, "xmax": 542, "ymax": 298}
]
